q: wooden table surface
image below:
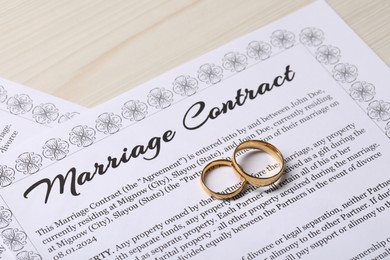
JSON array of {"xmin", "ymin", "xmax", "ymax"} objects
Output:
[{"xmin": 0, "ymin": 0, "xmax": 388, "ymax": 108}]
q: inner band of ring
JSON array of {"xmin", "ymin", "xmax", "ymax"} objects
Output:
[
  {"xmin": 232, "ymin": 140, "xmax": 285, "ymax": 187},
  {"xmin": 201, "ymin": 159, "xmax": 248, "ymax": 200}
]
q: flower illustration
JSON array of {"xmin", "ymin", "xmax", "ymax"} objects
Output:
[
  {"xmin": 222, "ymin": 52, "xmax": 248, "ymax": 72},
  {"xmin": 316, "ymin": 45, "xmax": 341, "ymax": 65},
  {"xmin": 332, "ymin": 63, "xmax": 358, "ymax": 83},
  {"xmin": 172, "ymin": 75, "xmax": 198, "ymax": 96},
  {"xmin": 246, "ymin": 41, "xmax": 272, "ymax": 60},
  {"xmin": 0, "ymin": 207, "xmax": 12, "ymax": 229},
  {"xmin": 58, "ymin": 112, "xmax": 80, "ymax": 124},
  {"xmin": 15, "ymin": 152, "xmax": 42, "ymax": 175},
  {"xmin": 270, "ymin": 30, "xmax": 295, "ymax": 49},
  {"xmin": 122, "ymin": 100, "xmax": 148, "ymax": 121},
  {"xmin": 42, "ymin": 138, "xmax": 69, "ymax": 161},
  {"xmin": 299, "ymin": 27, "xmax": 324, "ymax": 46},
  {"xmin": 32, "ymin": 103, "xmax": 59, "ymax": 124},
  {"xmin": 349, "ymin": 81, "xmax": 375, "ymax": 102},
  {"xmin": 2, "ymin": 228, "xmax": 27, "ymax": 251},
  {"xmin": 6, "ymin": 94, "xmax": 33, "ymax": 115},
  {"xmin": 16, "ymin": 251, "xmax": 42, "ymax": 260},
  {"xmin": 197, "ymin": 63, "xmax": 223, "ymax": 84},
  {"xmin": 367, "ymin": 100, "xmax": 390, "ymax": 121},
  {"xmin": 386, "ymin": 122, "xmax": 390, "ymax": 138},
  {"xmin": 69, "ymin": 125, "xmax": 96, "ymax": 147},
  {"xmin": 95, "ymin": 113, "xmax": 122, "ymax": 134},
  {"xmin": 0, "ymin": 86, "xmax": 7, "ymax": 103},
  {"xmin": 0, "ymin": 165, "xmax": 15, "ymax": 187},
  {"xmin": 147, "ymin": 88, "xmax": 174, "ymax": 109}
]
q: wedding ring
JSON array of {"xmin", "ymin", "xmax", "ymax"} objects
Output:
[
  {"xmin": 232, "ymin": 140, "xmax": 285, "ymax": 186},
  {"xmin": 201, "ymin": 159, "xmax": 248, "ymax": 200}
]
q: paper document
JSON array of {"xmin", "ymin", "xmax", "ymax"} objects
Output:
[
  {"xmin": 0, "ymin": 2, "xmax": 389, "ymax": 259},
  {"xmin": 0, "ymin": 79, "xmax": 86, "ymax": 258}
]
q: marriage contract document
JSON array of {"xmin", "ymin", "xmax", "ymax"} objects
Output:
[{"xmin": 0, "ymin": 2, "xmax": 390, "ymax": 259}]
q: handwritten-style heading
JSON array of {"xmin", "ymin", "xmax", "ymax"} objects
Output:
[
  {"xmin": 183, "ymin": 65, "xmax": 295, "ymax": 130},
  {"xmin": 23, "ymin": 65, "xmax": 294, "ymax": 204},
  {"xmin": 24, "ymin": 130, "xmax": 176, "ymax": 203}
]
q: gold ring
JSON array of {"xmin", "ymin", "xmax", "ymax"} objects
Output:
[
  {"xmin": 232, "ymin": 140, "xmax": 285, "ymax": 186},
  {"xmin": 201, "ymin": 159, "xmax": 248, "ymax": 200}
]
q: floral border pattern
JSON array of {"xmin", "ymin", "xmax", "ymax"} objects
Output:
[
  {"xmin": 299, "ymin": 27, "xmax": 389, "ymax": 134},
  {"xmin": 0, "ymin": 85, "xmax": 80, "ymax": 127},
  {"xmin": 0, "ymin": 26, "xmax": 389, "ymax": 258}
]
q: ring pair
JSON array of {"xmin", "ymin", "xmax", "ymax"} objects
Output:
[{"xmin": 200, "ymin": 140, "xmax": 285, "ymax": 200}]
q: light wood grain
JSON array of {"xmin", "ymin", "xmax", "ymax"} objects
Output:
[{"xmin": 0, "ymin": 0, "xmax": 388, "ymax": 107}]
